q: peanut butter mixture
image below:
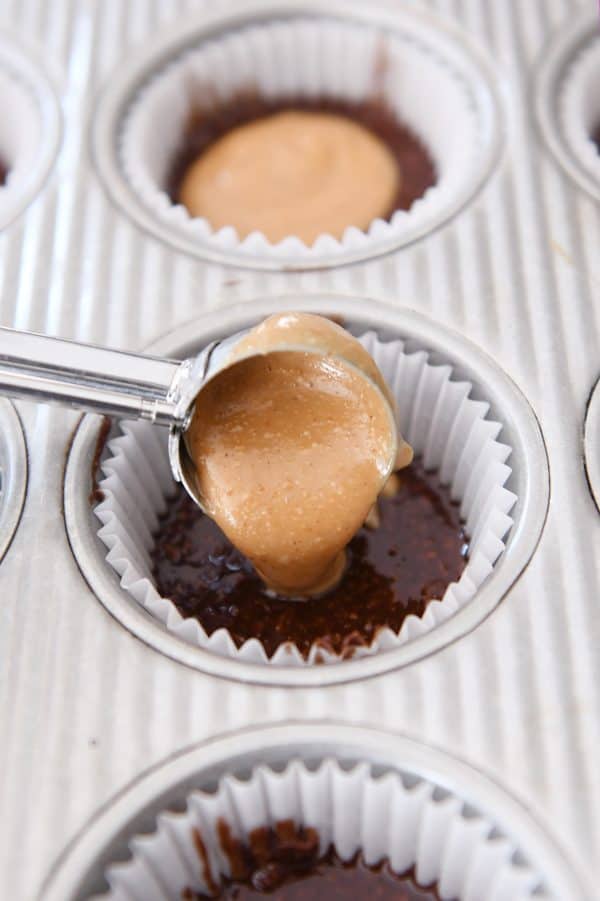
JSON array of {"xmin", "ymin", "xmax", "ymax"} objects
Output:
[
  {"xmin": 185, "ymin": 314, "xmax": 412, "ymax": 597},
  {"xmin": 178, "ymin": 111, "xmax": 400, "ymax": 244}
]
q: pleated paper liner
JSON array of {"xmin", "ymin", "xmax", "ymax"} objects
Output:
[
  {"xmin": 119, "ymin": 15, "xmax": 486, "ymax": 263},
  {"xmin": 93, "ymin": 331, "xmax": 516, "ymax": 667},
  {"xmin": 95, "ymin": 758, "xmax": 546, "ymax": 900}
]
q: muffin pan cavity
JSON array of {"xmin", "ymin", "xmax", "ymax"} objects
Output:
[
  {"xmin": 40, "ymin": 724, "xmax": 585, "ymax": 900},
  {"xmin": 0, "ymin": 32, "xmax": 61, "ymax": 229},
  {"xmin": 535, "ymin": 8, "xmax": 600, "ymax": 201},
  {"xmin": 64, "ymin": 297, "xmax": 548, "ymax": 687},
  {"xmin": 93, "ymin": 1, "xmax": 502, "ymax": 270},
  {"xmin": 0, "ymin": 399, "xmax": 27, "ymax": 563}
]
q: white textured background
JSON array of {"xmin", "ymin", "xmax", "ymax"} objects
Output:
[{"xmin": 0, "ymin": 1, "xmax": 599, "ymax": 899}]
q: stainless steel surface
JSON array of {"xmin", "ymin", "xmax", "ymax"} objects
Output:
[
  {"xmin": 0, "ymin": 398, "xmax": 27, "ymax": 562},
  {"xmin": 0, "ymin": 327, "xmax": 186, "ymax": 425},
  {"xmin": 0, "ymin": 1, "xmax": 599, "ymax": 899},
  {"xmin": 40, "ymin": 724, "xmax": 589, "ymax": 900},
  {"xmin": 65, "ymin": 296, "xmax": 549, "ymax": 688}
]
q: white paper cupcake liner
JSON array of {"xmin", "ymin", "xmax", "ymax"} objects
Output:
[
  {"xmin": 560, "ymin": 36, "xmax": 600, "ymax": 183},
  {"xmin": 96, "ymin": 757, "xmax": 547, "ymax": 900},
  {"xmin": 0, "ymin": 41, "xmax": 60, "ymax": 228},
  {"xmin": 93, "ymin": 331, "xmax": 516, "ymax": 667},
  {"xmin": 119, "ymin": 16, "xmax": 486, "ymax": 263}
]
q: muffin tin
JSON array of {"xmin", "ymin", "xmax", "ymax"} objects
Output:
[
  {"xmin": 41, "ymin": 724, "xmax": 586, "ymax": 900},
  {"xmin": 0, "ymin": 0, "xmax": 599, "ymax": 899}
]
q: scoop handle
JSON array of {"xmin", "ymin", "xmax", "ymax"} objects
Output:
[{"xmin": 0, "ymin": 326, "xmax": 184, "ymax": 426}]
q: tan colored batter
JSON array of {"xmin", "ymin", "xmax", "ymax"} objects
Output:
[
  {"xmin": 186, "ymin": 313, "xmax": 412, "ymax": 598},
  {"xmin": 178, "ymin": 111, "xmax": 401, "ymax": 244}
]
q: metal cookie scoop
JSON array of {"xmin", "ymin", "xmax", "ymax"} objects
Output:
[
  {"xmin": 0, "ymin": 324, "xmax": 404, "ymax": 511},
  {"xmin": 0, "ymin": 326, "xmax": 243, "ymax": 510}
]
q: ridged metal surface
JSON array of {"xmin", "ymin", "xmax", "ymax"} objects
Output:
[{"xmin": 0, "ymin": 1, "xmax": 598, "ymax": 899}]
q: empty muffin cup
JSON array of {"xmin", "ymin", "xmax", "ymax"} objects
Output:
[{"xmin": 92, "ymin": 329, "xmax": 516, "ymax": 667}]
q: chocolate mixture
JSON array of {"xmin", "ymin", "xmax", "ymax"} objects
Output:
[
  {"xmin": 166, "ymin": 94, "xmax": 436, "ymax": 217},
  {"xmin": 593, "ymin": 124, "xmax": 600, "ymax": 156},
  {"xmin": 0, "ymin": 159, "xmax": 7, "ymax": 186},
  {"xmin": 182, "ymin": 819, "xmax": 443, "ymax": 899},
  {"xmin": 151, "ymin": 460, "xmax": 468, "ymax": 659}
]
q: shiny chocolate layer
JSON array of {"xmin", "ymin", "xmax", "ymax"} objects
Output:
[{"xmin": 151, "ymin": 459, "xmax": 467, "ymax": 659}]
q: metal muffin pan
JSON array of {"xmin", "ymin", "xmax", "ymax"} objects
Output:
[
  {"xmin": 64, "ymin": 295, "xmax": 549, "ymax": 687},
  {"xmin": 0, "ymin": 398, "xmax": 27, "ymax": 562},
  {"xmin": 91, "ymin": 0, "xmax": 503, "ymax": 270},
  {"xmin": 40, "ymin": 723, "xmax": 587, "ymax": 900},
  {"xmin": 1, "ymin": 0, "xmax": 599, "ymax": 898}
]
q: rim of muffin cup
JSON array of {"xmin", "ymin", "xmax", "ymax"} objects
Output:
[
  {"xmin": 63, "ymin": 297, "xmax": 549, "ymax": 687},
  {"xmin": 94, "ymin": 1, "xmax": 503, "ymax": 269},
  {"xmin": 583, "ymin": 374, "xmax": 600, "ymax": 516},
  {"xmin": 534, "ymin": 8, "xmax": 600, "ymax": 202},
  {"xmin": 40, "ymin": 725, "xmax": 587, "ymax": 900},
  {"xmin": 0, "ymin": 31, "xmax": 62, "ymax": 229},
  {"xmin": 0, "ymin": 398, "xmax": 28, "ymax": 563},
  {"xmin": 93, "ymin": 327, "xmax": 516, "ymax": 668},
  {"xmin": 559, "ymin": 35, "xmax": 600, "ymax": 187}
]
